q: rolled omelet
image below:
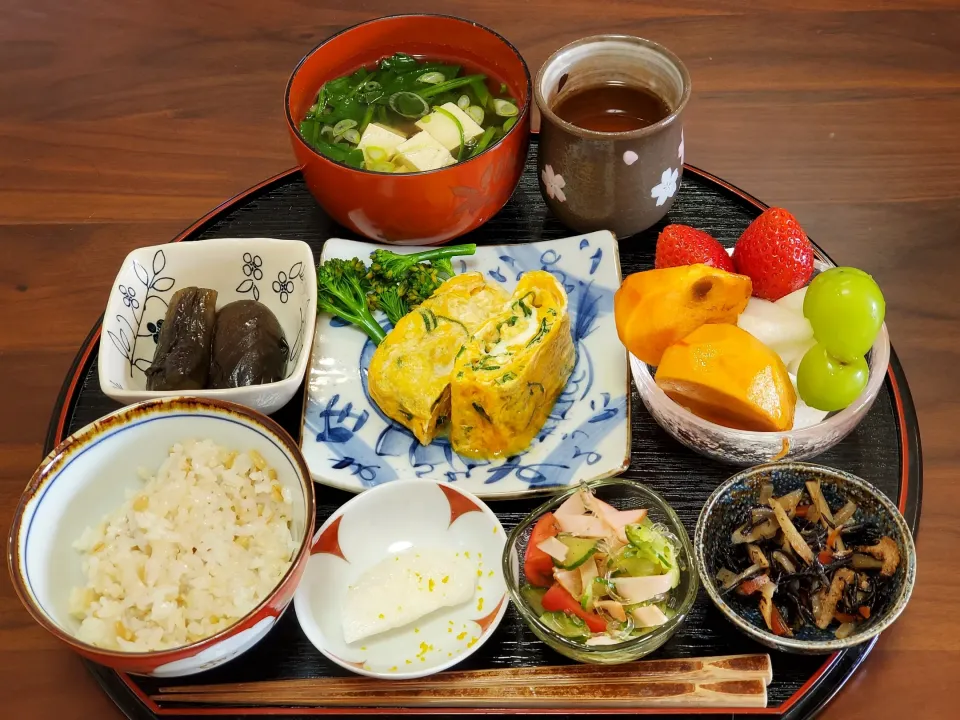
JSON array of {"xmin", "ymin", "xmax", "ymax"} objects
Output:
[
  {"xmin": 368, "ymin": 273, "xmax": 509, "ymax": 445},
  {"xmin": 450, "ymin": 271, "xmax": 575, "ymax": 459}
]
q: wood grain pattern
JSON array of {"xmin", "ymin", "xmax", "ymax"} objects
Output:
[{"xmin": 1, "ymin": 1, "xmax": 958, "ymax": 719}]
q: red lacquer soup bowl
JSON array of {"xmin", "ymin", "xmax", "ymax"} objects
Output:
[
  {"xmin": 285, "ymin": 14, "xmax": 531, "ymax": 245},
  {"xmin": 7, "ymin": 397, "xmax": 315, "ymax": 677}
]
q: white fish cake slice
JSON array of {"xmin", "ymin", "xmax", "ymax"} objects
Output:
[{"xmin": 341, "ymin": 548, "xmax": 477, "ymax": 644}]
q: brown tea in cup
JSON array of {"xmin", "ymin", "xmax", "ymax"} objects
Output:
[
  {"xmin": 552, "ymin": 82, "xmax": 672, "ymax": 133},
  {"xmin": 535, "ymin": 36, "xmax": 691, "ymax": 238}
]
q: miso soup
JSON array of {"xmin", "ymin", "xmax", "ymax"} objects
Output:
[{"xmin": 299, "ymin": 53, "xmax": 520, "ymax": 173}]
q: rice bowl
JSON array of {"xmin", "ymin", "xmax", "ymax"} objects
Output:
[
  {"xmin": 8, "ymin": 397, "xmax": 315, "ymax": 677},
  {"xmin": 70, "ymin": 440, "xmax": 299, "ymax": 652}
]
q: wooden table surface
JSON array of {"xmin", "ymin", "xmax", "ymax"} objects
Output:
[{"xmin": 1, "ymin": 1, "xmax": 958, "ymax": 717}]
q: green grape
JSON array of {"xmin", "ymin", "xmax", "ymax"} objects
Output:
[
  {"xmin": 796, "ymin": 343, "xmax": 869, "ymax": 411},
  {"xmin": 803, "ymin": 267, "xmax": 885, "ymax": 362}
]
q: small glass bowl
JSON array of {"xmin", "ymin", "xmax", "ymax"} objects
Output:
[
  {"xmin": 501, "ymin": 478, "xmax": 698, "ymax": 664},
  {"xmin": 631, "ymin": 249, "xmax": 890, "ymax": 466}
]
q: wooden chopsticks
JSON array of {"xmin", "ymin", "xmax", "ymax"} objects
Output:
[{"xmin": 153, "ymin": 653, "xmax": 772, "ymax": 709}]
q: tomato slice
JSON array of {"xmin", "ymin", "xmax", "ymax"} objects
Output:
[
  {"xmin": 523, "ymin": 513, "xmax": 559, "ymax": 587},
  {"xmin": 541, "ymin": 583, "xmax": 608, "ymax": 634}
]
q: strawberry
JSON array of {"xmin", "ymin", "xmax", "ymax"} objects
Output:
[
  {"xmin": 733, "ymin": 208, "xmax": 814, "ymax": 301},
  {"xmin": 655, "ymin": 224, "xmax": 735, "ymax": 272}
]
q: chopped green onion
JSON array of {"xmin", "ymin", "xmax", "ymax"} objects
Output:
[
  {"xmin": 499, "ymin": 82, "xmax": 509, "ymax": 95},
  {"xmin": 457, "ymin": 94, "xmax": 471, "ymax": 110},
  {"xmin": 503, "ymin": 116, "xmax": 517, "ymax": 133},
  {"xmin": 359, "ymin": 105, "xmax": 375, "ymax": 134},
  {"xmin": 434, "ymin": 105, "xmax": 465, "ymax": 161},
  {"xmin": 389, "ymin": 91, "xmax": 430, "ymax": 118},
  {"xmin": 493, "ymin": 99, "xmax": 519, "ymax": 117},
  {"xmin": 417, "ymin": 71, "xmax": 446, "ymax": 84},
  {"xmin": 342, "ymin": 128, "xmax": 361, "ymax": 144},
  {"xmin": 469, "ymin": 126, "xmax": 496, "ymax": 158},
  {"xmin": 333, "ymin": 119, "xmax": 358, "ymax": 135},
  {"xmin": 466, "ymin": 105, "xmax": 485, "ymax": 125},
  {"xmin": 369, "ymin": 160, "xmax": 396, "ymax": 173},
  {"xmin": 365, "ymin": 146, "xmax": 388, "ymax": 163},
  {"xmin": 320, "ymin": 125, "xmax": 336, "ymax": 140}
]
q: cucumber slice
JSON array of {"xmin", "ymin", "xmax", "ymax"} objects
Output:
[
  {"xmin": 520, "ymin": 584, "xmax": 547, "ymax": 616},
  {"xmin": 609, "ymin": 546, "xmax": 660, "ymax": 577},
  {"xmin": 555, "ymin": 534, "xmax": 597, "ymax": 570},
  {"xmin": 579, "ymin": 576, "xmax": 607, "ymax": 611},
  {"xmin": 624, "ymin": 519, "xmax": 682, "ymax": 589},
  {"xmin": 539, "ymin": 611, "xmax": 590, "ymax": 639}
]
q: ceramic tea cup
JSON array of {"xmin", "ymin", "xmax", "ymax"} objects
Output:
[{"xmin": 535, "ymin": 36, "xmax": 691, "ymax": 238}]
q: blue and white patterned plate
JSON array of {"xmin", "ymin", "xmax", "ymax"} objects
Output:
[{"xmin": 300, "ymin": 232, "xmax": 630, "ymax": 499}]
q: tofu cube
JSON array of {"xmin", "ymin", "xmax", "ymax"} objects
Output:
[
  {"xmin": 415, "ymin": 103, "xmax": 484, "ymax": 152},
  {"xmin": 395, "ymin": 131, "xmax": 456, "ymax": 172},
  {"xmin": 357, "ymin": 122, "xmax": 407, "ymax": 161}
]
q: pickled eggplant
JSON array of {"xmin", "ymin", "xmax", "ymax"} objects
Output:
[
  {"xmin": 209, "ymin": 300, "xmax": 288, "ymax": 389},
  {"xmin": 145, "ymin": 287, "xmax": 218, "ymax": 391}
]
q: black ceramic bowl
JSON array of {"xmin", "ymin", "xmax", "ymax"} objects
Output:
[{"xmin": 694, "ymin": 462, "xmax": 916, "ymax": 654}]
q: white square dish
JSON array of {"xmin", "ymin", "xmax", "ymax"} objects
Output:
[
  {"xmin": 98, "ymin": 237, "xmax": 316, "ymax": 415},
  {"xmin": 301, "ymin": 231, "xmax": 630, "ymax": 499}
]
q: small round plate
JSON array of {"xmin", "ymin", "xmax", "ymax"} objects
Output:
[{"xmin": 293, "ymin": 479, "xmax": 508, "ymax": 679}]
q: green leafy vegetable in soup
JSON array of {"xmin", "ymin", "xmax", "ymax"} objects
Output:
[{"xmin": 299, "ymin": 52, "xmax": 520, "ymax": 173}]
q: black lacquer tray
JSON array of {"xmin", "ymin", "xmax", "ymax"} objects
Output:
[{"xmin": 45, "ymin": 140, "xmax": 921, "ymax": 719}]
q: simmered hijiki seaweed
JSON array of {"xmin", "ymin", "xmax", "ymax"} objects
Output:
[
  {"xmin": 716, "ymin": 480, "xmax": 901, "ymax": 639},
  {"xmin": 299, "ymin": 52, "xmax": 519, "ymax": 172}
]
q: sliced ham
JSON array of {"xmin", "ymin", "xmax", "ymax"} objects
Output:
[
  {"xmin": 612, "ymin": 574, "xmax": 674, "ymax": 604},
  {"xmin": 579, "ymin": 557, "xmax": 600, "ymax": 607},
  {"xmin": 536, "ymin": 536, "xmax": 569, "ymax": 564},
  {"xmin": 632, "ymin": 604, "xmax": 670, "ymax": 628},
  {"xmin": 553, "ymin": 567, "xmax": 583, "ymax": 599},
  {"xmin": 554, "ymin": 513, "xmax": 610, "ymax": 538},
  {"xmin": 581, "ymin": 491, "xmax": 648, "ymax": 542},
  {"xmin": 555, "ymin": 491, "xmax": 587, "ymax": 518},
  {"xmin": 595, "ymin": 599, "xmax": 627, "ymax": 622}
]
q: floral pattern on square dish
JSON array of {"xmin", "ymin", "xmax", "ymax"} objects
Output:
[{"xmin": 301, "ymin": 232, "xmax": 629, "ymax": 499}]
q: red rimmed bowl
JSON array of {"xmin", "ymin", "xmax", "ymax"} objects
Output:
[
  {"xmin": 7, "ymin": 397, "xmax": 315, "ymax": 677},
  {"xmin": 285, "ymin": 14, "xmax": 531, "ymax": 245}
]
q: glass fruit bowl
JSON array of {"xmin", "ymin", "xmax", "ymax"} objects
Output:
[
  {"xmin": 631, "ymin": 248, "xmax": 890, "ymax": 466},
  {"xmin": 502, "ymin": 478, "xmax": 698, "ymax": 664}
]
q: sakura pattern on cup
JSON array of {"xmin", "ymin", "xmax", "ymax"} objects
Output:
[
  {"xmin": 541, "ymin": 164, "xmax": 566, "ymax": 202},
  {"xmin": 625, "ymin": 129, "xmax": 684, "ymax": 206},
  {"xmin": 651, "ymin": 168, "xmax": 679, "ymax": 207}
]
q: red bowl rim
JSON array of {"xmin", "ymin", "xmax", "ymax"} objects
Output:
[
  {"xmin": 6, "ymin": 396, "xmax": 317, "ymax": 662},
  {"xmin": 283, "ymin": 13, "xmax": 532, "ymax": 177}
]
